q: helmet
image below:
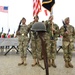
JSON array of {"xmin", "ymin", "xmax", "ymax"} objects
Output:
[{"xmin": 31, "ymin": 22, "xmax": 46, "ymax": 32}]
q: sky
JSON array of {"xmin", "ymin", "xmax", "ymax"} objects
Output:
[{"xmin": 0, "ymin": 0, "xmax": 75, "ymax": 34}]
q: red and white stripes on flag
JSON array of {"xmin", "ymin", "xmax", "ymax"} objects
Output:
[
  {"xmin": 33, "ymin": 0, "xmax": 41, "ymax": 16},
  {"xmin": 44, "ymin": 9, "xmax": 48, "ymax": 16}
]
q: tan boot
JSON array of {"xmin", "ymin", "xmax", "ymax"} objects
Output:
[
  {"xmin": 31, "ymin": 59, "xmax": 37, "ymax": 67},
  {"xmin": 23, "ymin": 58, "xmax": 27, "ymax": 66},
  {"xmin": 68, "ymin": 62, "xmax": 73, "ymax": 68},
  {"xmin": 65, "ymin": 61, "xmax": 69, "ymax": 68},
  {"xmin": 48, "ymin": 59, "xmax": 51, "ymax": 67},
  {"xmin": 18, "ymin": 58, "xmax": 24, "ymax": 66},
  {"xmin": 52, "ymin": 59, "xmax": 56, "ymax": 68}
]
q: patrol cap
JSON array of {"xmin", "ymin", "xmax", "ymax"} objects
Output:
[
  {"xmin": 34, "ymin": 15, "xmax": 39, "ymax": 19},
  {"xmin": 21, "ymin": 17, "xmax": 26, "ymax": 21},
  {"xmin": 64, "ymin": 17, "xmax": 69, "ymax": 21}
]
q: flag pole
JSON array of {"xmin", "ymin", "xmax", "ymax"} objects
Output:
[{"xmin": 7, "ymin": 6, "xmax": 9, "ymax": 34}]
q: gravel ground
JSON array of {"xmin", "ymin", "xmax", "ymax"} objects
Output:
[{"xmin": 0, "ymin": 49, "xmax": 75, "ymax": 75}]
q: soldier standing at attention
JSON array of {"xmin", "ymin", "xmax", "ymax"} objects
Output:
[
  {"xmin": 16, "ymin": 17, "xmax": 29, "ymax": 66},
  {"xmin": 60, "ymin": 17, "xmax": 74, "ymax": 68},
  {"xmin": 27, "ymin": 15, "xmax": 42, "ymax": 66},
  {"xmin": 45, "ymin": 15, "xmax": 59, "ymax": 68}
]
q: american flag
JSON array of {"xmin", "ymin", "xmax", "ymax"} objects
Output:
[
  {"xmin": 33, "ymin": 0, "xmax": 41, "ymax": 16},
  {"xmin": 0, "ymin": 6, "xmax": 8, "ymax": 13}
]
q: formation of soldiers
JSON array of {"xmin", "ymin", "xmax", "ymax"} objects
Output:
[{"xmin": 16, "ymin": 15, "xmax": 75, "ymax": 68}]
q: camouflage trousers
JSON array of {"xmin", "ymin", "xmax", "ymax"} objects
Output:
[
  {"xmin": 47, "ymin": 40, "xmax": 56, "ymax": 60},
  {"xmin": 31, "ymin": 38, "xmax": 42, "ymax": 59},
  {"xmin": 19, "ymin": 40, "xmax": 28, "ymax": 58},
  {"xmin": 63, "ymin": 41, "xmax": 74, "ymax": 62}
]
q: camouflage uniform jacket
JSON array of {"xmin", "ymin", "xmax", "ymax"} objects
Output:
[
  {"xmin": 45, "ymin": 20, "xmax": 59, "ymax": 40},
  {"xmin": 17, "ymin": 24, "xmax": 28, "ymax": 42},
  {"xmin": 27, "ymin": 21, "xmax": 39, "ymax": 40},
  {"xmin": 60, "ymin": 25, "xmax": 74, "ymax": 42}
]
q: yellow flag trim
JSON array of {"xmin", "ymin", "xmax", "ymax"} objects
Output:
[{"xmin": 42, "ymin": 0, "xmax": 52, "ymax": 5}]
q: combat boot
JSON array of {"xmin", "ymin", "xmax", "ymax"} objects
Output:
[
  {"xmin": 31, "ymin": 59, "xmax": 37, "ymax": 67},
  {"xmin": 23, "ymin": 58, "xmax": 27, "ymax": 66},
  {"xmin": 52, "ymin": 59, "xmax": 56, "ymax": 68},
  {"xmin": 48, "ymin": 59, "xmax": 51, "ymax": 67},
  {"xmin": 18, "ymin": 58, "xmax": 24, "ymax": 66},
  {"xmin": 68, "ymin": 62, "xmax": 73, "ymax": 68},
  {"xmin": 65, "ymin": 61, "xmax": 69, "ymax": 68}
]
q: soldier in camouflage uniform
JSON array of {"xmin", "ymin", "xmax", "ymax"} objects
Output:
[
  {"xmin": 60, "ymin": 17, "xmax": 74, "ymax": 68},
  {"xmin": 16, "ymin": 17, "xmax": 29, "ymax": 66},
  {"xmin": 27, "ymin": 16, "xmax": 42, "ymax": 66},
  {"xmin": 45, "ymin": 15, "xmax": 59, "ymax": 68}
]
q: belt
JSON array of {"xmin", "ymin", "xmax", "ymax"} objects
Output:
[{"xmin": 22, "ymin": 33, "xmax": 24, "ymax": 36}]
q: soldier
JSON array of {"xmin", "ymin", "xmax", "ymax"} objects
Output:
[
  {"xmin": 16, "ymin": 17, "xmax": 29, "ymax": 66},
  {"xmin": 45, "ymin": 15, "xmax": 59, "ymax": 68},
  {"xmin": 60, "ymin": 17, "xmax": 74, "ymax": 68},
  {"xmin": 27, "ymin": 15, "xmax": 42, "ymax": 66}
]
